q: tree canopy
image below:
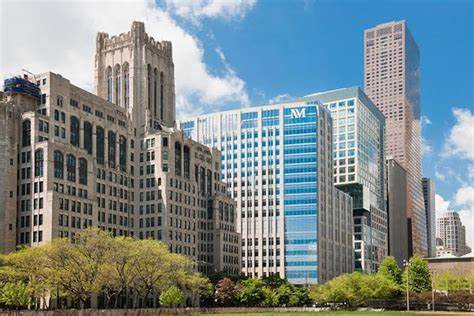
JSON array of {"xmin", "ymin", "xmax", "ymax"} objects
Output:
[{"xmin": 0, "ymin": 228, "xmax": 210, "ymax": 309}]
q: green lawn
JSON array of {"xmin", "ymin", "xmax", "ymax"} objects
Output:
[{"xmin": 199, "ymin": 312, "xmax": 458, "ymax": 316}]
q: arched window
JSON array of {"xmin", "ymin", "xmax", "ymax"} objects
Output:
[
  {"xmin": 123, "ymin": 63, "xmax": 129, "ymax": 109},
  {"xmin": 175, "ymin": 141, "xmax": 182, "ymax": 176},
  {"xmin": 66, "ymin": 154, "xmax": 76, "ymax": 182},
  {"xmin": 78, "ymin": 158, "xmax": 87, "ymax": 185},
  {"xmin": 160, "ymin": 72, "xmax": 164, "ymax": 120},
  {"xmin": 183, "ymin": 146, "xmax": 190, "ymax": 179},
  {"xmin": 54, "ymin": 150, "xmax": 64, "ymax": 179},
  {"xmin": 96, "ymin": 126, "xmax": 105, "ymax": 165},
  {"xmin": 70, "ymin": 116, "xmax": 80, "ymax": 147},
  {"xmin": 153, "ymin": 68, "xmax": 158, "ymax": 117},
  {"xmin": 119, "ymin": 135, "xmax": 127, "ymax": 172},
  {"xmin": 114, "ymin": 65, "xmax": 121, "ymax": 106},
  {"xmin": 84, "ymin": 121, "xmax": 93, "ymax": 155},
  {"xmin": 34, "ymin": 149, "xmax": 44, "ymax": 177},
  {"xmin": 147, "ymin": 64, "xmax": 152, "ymax": 110},
  {"xmin": 22, "ymin": 120, "xmax": 31, "ymax": 147},
  {"xmin": 106, "ymin": 67, "xmax": 113, "ymax": 102},
  {"xmin": 108, "ymin": 131, "xmax": 116, "ymax": 168}
]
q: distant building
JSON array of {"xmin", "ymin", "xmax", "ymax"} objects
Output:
[
  {"xmin": 422, "ymin": 178, "xmax": 436, "ymax": 257},
  {"xmin": 436, "ymin": 211, "xmax": 469, "ymax": 257},
  {"xmin": 364, "ymin": 20, "xmax": 427, "ymax": 256},
  {"xmin": 0, "ymin": 22, "xmax": 241, "ymax": 276},
  {"xmin": 180, "ymin": 99, "xmax": 354, "ymax": 284},
  {"xmin": 426, "ymin": 253, "xmax": 474, "ymax": 277},
  {"xmin": 386, "ymin": 158, "xmax": 409, "ymax": 267}
]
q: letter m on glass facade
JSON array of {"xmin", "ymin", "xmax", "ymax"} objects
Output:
[{"xmin": 290, "ymin": 108, "xmax": 306, "ymax": 119}]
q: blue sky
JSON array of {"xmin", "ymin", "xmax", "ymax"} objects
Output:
[
  {"xmin": 187, "ymin": 0, "xmax": 474, "ymax": 196},
  {"xmin": 1, "ymin": 0, "xmax": 472, "ymax": 245},
  {"xmin": 168, "ymin": 0, "xmax": 474, "ymax": 244}
]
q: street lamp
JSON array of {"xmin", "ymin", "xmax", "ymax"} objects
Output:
[
  {"xmin": 403, "ymin": 259, "xmax": 410, "ymax": 312},
  {"xmin": 431, "ymin": 269, "xmax": 436, "ymax": 312}
]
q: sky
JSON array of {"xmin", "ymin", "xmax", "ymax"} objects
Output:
[{"xmin": 1, "ymin": 0, "xmax": 473, "ymax": 248}]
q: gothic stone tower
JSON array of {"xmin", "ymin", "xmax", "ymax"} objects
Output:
[{"xmin": 95, "ymin": 21, "xmax": 176, "ymax": 133}]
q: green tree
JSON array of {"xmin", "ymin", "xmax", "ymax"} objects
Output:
[
  {"xmin": 262, "ymin": 274, "xmax": 287, "ymax": 289},
  {"xmin": 159, "ymin": 286, "xmax": 183, "ymax": 307},
  {"xmin": 261, "ymin": 286, "xmax": 279, "ymax": 307},
  {"xmin": 237, "ymin": 278, "xmax": 266, "ymax": 307},
  {"xmin": 378, "ymin": 256, "xmax": 402, "ymax": 285},
  {"xmin": 0, "ymin": 281, "xmax": 29, "ymax": 309},
  {"xmin": 45, "ymin": 229, "xmax": 114, "ymax": 307},
  {"xmin": 309, "ymin": 272, "xmax": 399, "ymax": 307},
  {"xmin": 289, "ymin": 286, "xmax": 311, "ymax": 307},
  {"xmin": 276, "ymin": 283, "xmax": 294, "ymax": 306},
  {"xmin": 402, "ymin": 255, "xmax": 432, "ymax": 292}
]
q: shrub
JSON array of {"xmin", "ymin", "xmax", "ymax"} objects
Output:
[{"xmin": 159, "ymin": 286, "xmax": 183, "ymax": 307}]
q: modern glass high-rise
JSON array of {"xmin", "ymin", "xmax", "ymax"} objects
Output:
[
  {"xmin": 304, "ymin": 87, "xmax": 386, "ymax": 273},
  {"xmin": 180, "ymin": 101, "xmax": 354, "ymax": 284},
  {"xmin": 364, "ymin": 20, "xmax": 427, "ymax": 256},
  {"xmin": 422, "ymin": 178, "xmax": 436, "ymax": 257}
]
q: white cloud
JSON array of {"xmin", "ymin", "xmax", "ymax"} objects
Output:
[
  {"xmin": 0, "ymin": 0, "xmax": 250, "ymax": 115},
  {"xmin": 269, "ymin": 93, "xmax": 293, "ymax": 104},
  {"xmin": 443, "ymin": 108, "xmax": 474, "ymax": 160},
  {"xmin": 164, "ymin": 0, "xmax": 256, "ymax": 23},
  {"xmin": 435, "ymin": 168, "xmax": 446, "ymax": 182},
  {"xmin": 435, "ymin": 194, "xmax": 451, "ymax": 217},
  {"xmin": 422, "ymin": 137, "xmax": 432, "ymax": 156},
  {"xmin": 454, "ymin": 186, "xmax": 474, "ymax": 209},
  {"xmin": 421, "ymin": 115, "xmax": 432, "ymax": 127}
]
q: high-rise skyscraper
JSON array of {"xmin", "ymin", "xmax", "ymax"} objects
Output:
[
  {"xmin": 436, "ymin": 212, "xmax": 469, "ymax": 257},
  {"xmin": 364, "ymin": 20, "xmax": 427, "ymax": 256},
  {"xmin": 422, "ymin": 177, "xmax": 436, "ymax": 257},
  {"xmin": 180, "ymin": 100, "xmax": 354, "ymax": 284},
  {"xmin": 305, "ymin": 87, "xmax": 386, "ymax": 273}
]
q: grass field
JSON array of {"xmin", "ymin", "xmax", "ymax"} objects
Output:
[{"xmin": 200, "ymin": 312, "xmax": 462, "ymax": 316}]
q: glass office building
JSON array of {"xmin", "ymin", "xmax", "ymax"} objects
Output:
[
  {"xmin": 303, "ymin": 87, "xmax": 386, "ymax": 273},
  {"xmin": 180, "ymin": 101, "xmax": 353, "ymax": 284}
]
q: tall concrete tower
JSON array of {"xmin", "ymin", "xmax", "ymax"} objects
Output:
[
  {"xmin": 95, "ymin": 21, "xmax": 176, "ymax": 132},
  {"xmin": 364, "ymin": 20, "xmax": 427, "ymax": 256}
]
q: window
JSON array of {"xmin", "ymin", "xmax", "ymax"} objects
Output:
[
  {"xmin": 79, "ymin": 158, "xmax": 87, "ymax": 185},
  {"xmin": 96, "ymin": 127, "xmax": 105, "ymax": 165},
  {"xmin": 184, "ymin": 146, "xmax": 190, "ymax": 179},
  {"xmin": 54, "ymin": 151, "xmax": 64, "ymax": 178},
  {"xmin": 34, "ymin": 149, "xmax": 44, "ymax": 177},
  {"xmin": 160, "ymin": 72, "xmax": 164, "ymax": 119},
  {"xmin": 114, "ymin": 64, "xmax": 121, "ymax": 106},
  {"xmin": 22, "ymin": 120, "xmax": 31, "ymax": 147},
  {"xmin": 123, "ymin": 63, "xmax": 129, "ymax": 109},
  {"xmin": 175, "ymin": 142, "xmax": 182, "ymax": 176},
  {"xmin": 153, "ymin": 68, "xmax": 158, "ymax": 117},
  {"xmin": 119, "ymin": 135, "xmax": 127, "ymax": 172},
  {"xmin": 66, "ymin": 154, "xmax": 76, "ymax": 182},
  {"xmin": 84, "ymin": 121, "xmax": 93, "ymax": 155},
  {"xmin": 106, "ymin": 67, "xmax": 112, "ymax": 102},
  {"xmin": 70, "ymin": 116, "xmax": 80, "ymax": 146},
  {"xmin": 147, "ymin": 64, "xmax": 152, "ymax": 110},
  {"xmin": 108, "ymin": 131, "xmax": 116, "ymax": 168}
]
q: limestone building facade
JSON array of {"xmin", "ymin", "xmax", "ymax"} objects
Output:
[{"xmin": 0, "ymin": 22, "xmax": 240, "ymax": 276}]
